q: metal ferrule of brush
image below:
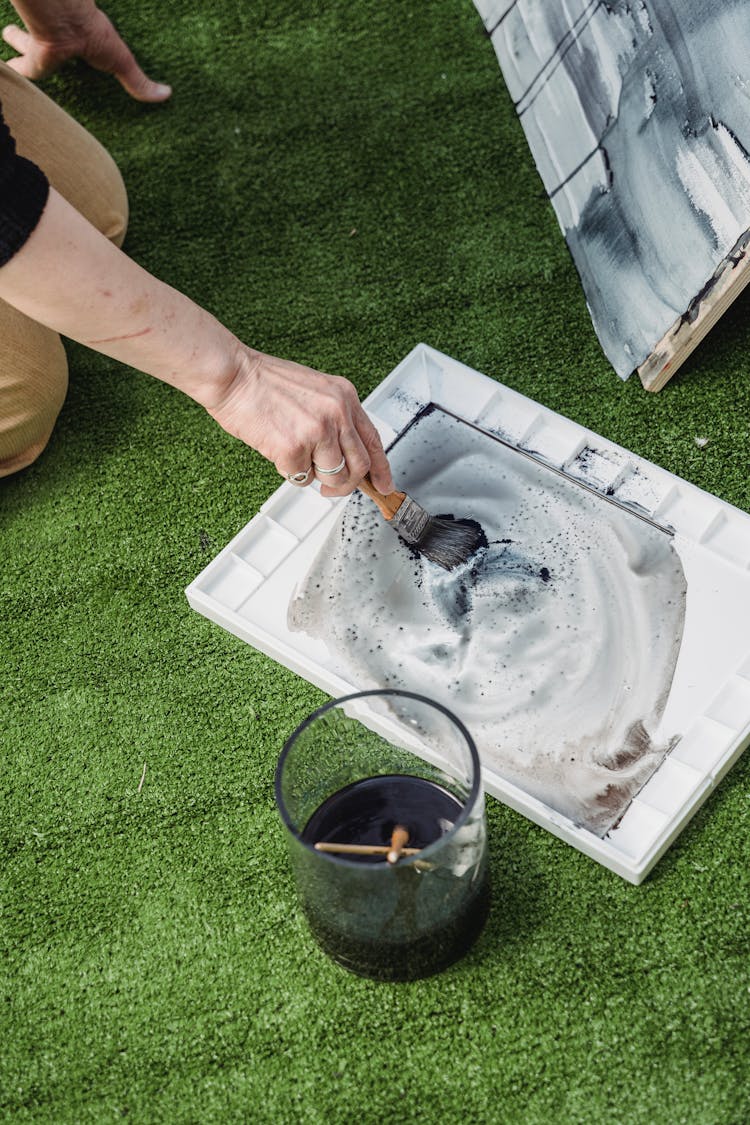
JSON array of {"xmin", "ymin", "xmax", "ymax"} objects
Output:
[{"xmin": 390, "ymin": 496, "xmax": 432, "ymax": 546}]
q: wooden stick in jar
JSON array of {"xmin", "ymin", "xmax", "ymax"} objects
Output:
[
  {"xmin": 387, "ymin": 825, "xmax": 410, "ymax": 865},
  {"xmin": 313, "ymin": 841, "xmax": 421, "ymax": 857}
]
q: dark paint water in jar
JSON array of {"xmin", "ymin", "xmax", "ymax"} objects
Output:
[{"xmin": 299, "ymin": 774, "xmax": 490, "ymax": 981}]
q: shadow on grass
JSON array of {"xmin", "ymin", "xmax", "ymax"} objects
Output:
[
  {"xmin": 668, "ymin": 279, "xmax": 750, "ymax": 391},
  {"xmin": 26, "ymin": 344, "xmax": 159, "ymax": 496},
  {"xmin": 454, "ymin": 823, "xmax": 549, "ymax": 975}
]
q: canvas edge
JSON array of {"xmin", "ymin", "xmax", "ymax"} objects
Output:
[{"xmin": 638, "ymin": 228, "xmax": 750, "ymax": 392}]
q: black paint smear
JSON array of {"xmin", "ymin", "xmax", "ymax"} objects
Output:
[
  {"xmin": 434, "ymin": 514, "xmax": 490, "ymax": 552},
  {"xmin": 430, "ymin": 541, "xmax": 555, "ymax": 630}
]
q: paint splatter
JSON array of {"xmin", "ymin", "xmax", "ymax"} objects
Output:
[{"xmin": 289, "ymin": 407, "xmax": 687, "ymax": 836}]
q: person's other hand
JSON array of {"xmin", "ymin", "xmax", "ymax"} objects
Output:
[
  {"xmin": 205, "ymin": 348, "xmax": 395, "ymax": 499},
  {"xmin": 2, "ymin": 3, "xmax": 171, "ymax": 102}
]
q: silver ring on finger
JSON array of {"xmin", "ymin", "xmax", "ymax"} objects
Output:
[
  {"xmin": 286, "ymin": 467, "xmax": 312, "ymax": 485},
  {"xmin": 314, "ymin": 456, "xmax": 346, "ymax": 476}
]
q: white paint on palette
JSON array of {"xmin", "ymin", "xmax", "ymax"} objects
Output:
[
  {"xmin": 288, "ymin": 405, "xmax": 687, "ymax": 839},
  {"xmin": 186, "ymin": 345, "xmax": 750, "ymax": 882}
]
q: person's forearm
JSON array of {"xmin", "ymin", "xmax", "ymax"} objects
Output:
[
  {"xmin": 0, "ymin": 187, "xmax": 241, "ymax": 409},
  {"xmin": 0, "ymin": 187, "xmax": 396, "ymax": 495}
]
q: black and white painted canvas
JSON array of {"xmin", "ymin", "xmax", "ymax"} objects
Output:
[
  {"xmin": 288, "ymin": 404, "xmax": 687, "ymax": 838},
  {"xmin": 475, "ymin": 1, "xmax": 750, "ymax": 387}
]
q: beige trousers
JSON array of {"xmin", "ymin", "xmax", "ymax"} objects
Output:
[{"xmin": 0, "ymin": 62, "xmax": 128, "ymax": 476}]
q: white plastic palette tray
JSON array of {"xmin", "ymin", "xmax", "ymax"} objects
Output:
[{"xmin": 186, "ymin": 344, "xmax": 750, "ymax": 883}]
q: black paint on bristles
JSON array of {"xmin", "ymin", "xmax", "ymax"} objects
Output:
[
  {"xmin": 418, "ymin": 514, "xmax": 488, "ymax": 570},
  {"xmin": 390, "ymin": 495, "xmax": 487, "ymax": 570}
]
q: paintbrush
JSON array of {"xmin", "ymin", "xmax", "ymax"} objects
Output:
[{"xmin": 358, "ymin": 475, "xmax": 487, "ymax": 570}]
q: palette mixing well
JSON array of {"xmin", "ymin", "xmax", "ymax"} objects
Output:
[{"xmin": 186, "ymin": 344, "xmax": 750, "ymax": 883}]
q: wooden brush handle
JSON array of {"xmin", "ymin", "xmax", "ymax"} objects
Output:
[{"xmin": 358, "ymin": 475, "xmax": 406, "ymax": 522}]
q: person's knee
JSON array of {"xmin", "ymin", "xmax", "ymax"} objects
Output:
[
  {"xmin": 0, "ymin": 60, "xmax": 129, "ymax": 247},
  {"xmin": 100, "ymin": 157, "xmax": 129, "ymax": 247},
  {"xmin": 85, "ymin": 143, "xmax": 129, "ymax": 246},
  {"xmin": 0, "ymin": 322, "xmax": 69, "ymax": 477}
]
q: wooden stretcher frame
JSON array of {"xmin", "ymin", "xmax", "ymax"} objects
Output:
[{"xmin": 638, "ymin": 229, "xmax": 750, "ymax": 391}]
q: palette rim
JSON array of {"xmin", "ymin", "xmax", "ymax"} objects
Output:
[{"xmin": 186, "ymin": 343, "xmax": 750, "ymax": 884}]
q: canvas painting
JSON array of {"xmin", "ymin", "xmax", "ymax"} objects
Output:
[
  {"xmin": 288, "ymin": 405, "xmax": 688, "ymax": 837},
  {"xmin": 475, "ymin": 0, "xmax": 750, "ymax": 388}
]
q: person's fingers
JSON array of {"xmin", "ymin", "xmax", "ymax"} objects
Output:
[
  {"xmin": 2, "ymin": 23, "xmax": 30, "ymax": 52},
  {"xmin": 280, "ymin": 465, "xmax": 315, "ymax": 486},
  {"xmin": 312, "ymin": 449, "xmax": 345, "ymax": 475},
  {"xmin": 301, "ymin": 390, "xmax": 395, "ymax": 498},
  {"xmin": 93, "ymin": 33, "xmax": 171, "ymax": 102},
  {"xmin": 1, "ymin": 25, "xmax": 48, "ymax": 78},
  {"xmin": 316, "ymin": 426, "xmax": 373, "ymax": 497},
  {"xmin": 277, "ymin": 438, "xmax": 314, "ymax": 486},
  {"xmin": 1, "ymin": 21, "xmax": 170, "ymax": 100},
  {"xmin": 2, "ymin": 52, "xmax": 38, "ymax": 79},
  {"xmin": 311, "ymin": 435, "xmax": 348, "ymax": 487},
  {"xmin": 363, "ymin": 445, "xmax": 394, "ymax": 495},
  {"xmin": 354, "ymin": 410, "xmax": 395, "ymax": 494},
  {"xmin": 111, "ymin": 52, "xmax": 171, "ymax": 103},
  {"xmin": 2, "ymin": 23, "xmax": 28, "ymax": 50}
]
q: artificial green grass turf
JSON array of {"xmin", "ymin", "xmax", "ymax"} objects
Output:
[{"xmin": 2, "ymin": 0, "xmax": 750, "ymax": 1120}]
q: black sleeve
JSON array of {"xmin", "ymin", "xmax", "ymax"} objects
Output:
[{"xmin": 0, "ymin": 97, "xmax": 49, "ymax": 268}]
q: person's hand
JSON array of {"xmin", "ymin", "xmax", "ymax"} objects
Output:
[
  {"xmin": 2, "ymin": 1, "xmax": 171, "ymax": 102},
  {"xmin": 0, "ymin": 184, "xmax": 390, "ymax": 493},
  {"xmin": 205, "ymin": 348, "xmax": 395, "ymax": 498}
]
